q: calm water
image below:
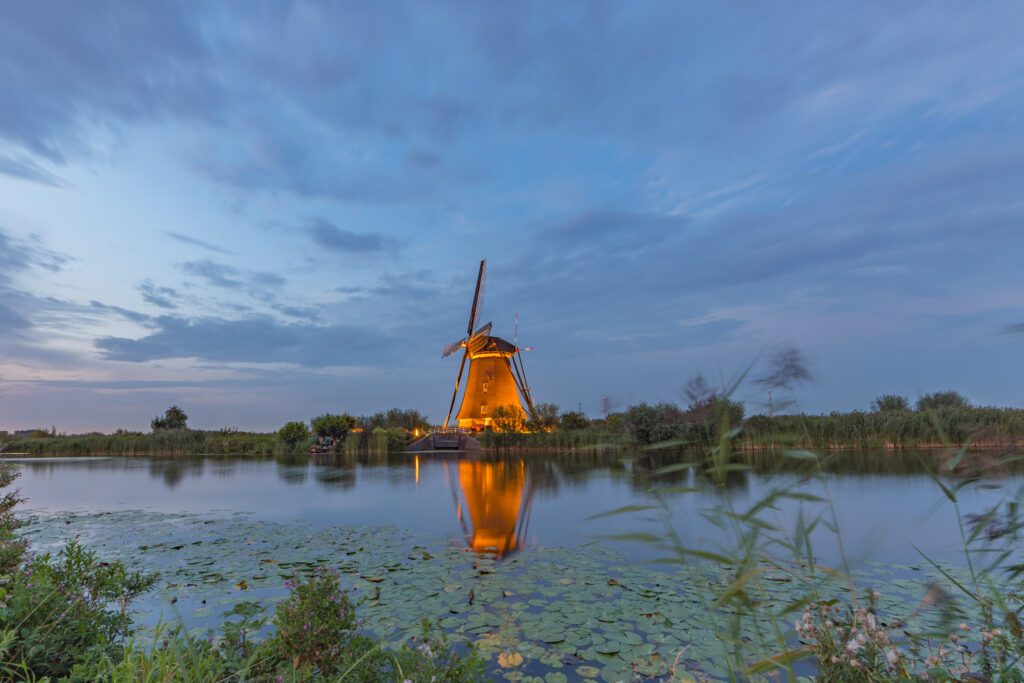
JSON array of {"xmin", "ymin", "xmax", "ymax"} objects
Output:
[{"xmin": 9, "ymin": 450, "xmax": 1021, "ymax": 566}]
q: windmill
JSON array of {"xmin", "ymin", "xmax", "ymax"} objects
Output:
[{"xmin": 442, "ymin": 259, "xmax": 536, "ymax": 430}]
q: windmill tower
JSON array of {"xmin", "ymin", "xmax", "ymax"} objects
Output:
[{"xmin": 442, "ymin": 259, "xmax": 536, "ymax": 430}]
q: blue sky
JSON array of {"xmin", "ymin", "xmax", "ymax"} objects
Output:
[{"xmin": 2, "ymin": 1, "xmax": 1023, "ymax": 432}]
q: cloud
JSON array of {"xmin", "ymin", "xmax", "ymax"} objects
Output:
[
  {"xmin": 0, "ymin": 1, "xmax": 214, "ymax": 162},
  {"xmin": 88, "ymin": 300, "xmax": 150, "ymax": 324},
  {"xmin": 0, "ymin": 301, "xmax": 30, "ymax": 333},
  {"xmin": 0, "ymin": 228, "xmax": 68, "ymax": 278},
  {"xmin": 251, "ymin": 271, "xmax": 286, "ymax": 289},
  {"xmin": 179, "ymin": 260, "xmax": 286, "ymax": 292},
  {"xmin": 139, "ymin": 280, "xmax": 179, "ymax": 310},
  {"xmin": 271, "ymin": 303, "xmax": 321, "ymax": 321},
  {"xmin": 0, "ymin": 154, "xmax": 67, "ymax": 187},
  {"xmin": 95, "ymin": 315, "xmax": 394, "ymax": 367},
  {"xmin": 167, "ymin": 231, "xmax": 232, "ymax": 254},
  {"xmin": 179, "ymin": 260, "xmax": 243, "ymax": 288},
  {"xmin": 305, "ymin": 219, "xmax": 392, "ymax": 253},
  {"xmin": 1001, "ymin": 323, "xmax": 1024, "ymax": 335}
]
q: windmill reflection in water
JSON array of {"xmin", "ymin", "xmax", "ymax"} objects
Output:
[{"xmin": 445, "ymin": 457, "xmax": 536, "ymax": 558}]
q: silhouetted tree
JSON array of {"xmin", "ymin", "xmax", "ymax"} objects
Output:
[
  {"xmin": 278, "ymin": 421, "xmax": 310, "ymax": 449},
  {"xmin": 360, "ymin": 408, "xmax": 429, "ymax": 432},
  {"xmin": 310, "ymin": 413, "xmax": 357, "ymax": 439},
  {"xmin": 559, "ymin": 410, "xmax": 590, "ymax": 431},
  {"xmin": 529, "ymin": 403, "xmax": 559, "ymax": 431},
  {"xmin": 872, "ymin": 394, "xmax": 910, "ymax": 412},
  {"xmin": 151, "ymin": 405, "xmax": 188, "ymax": 432},
  {"xmin": 917, "ymin": 391, "xmax": 970, "ymax": 411}
]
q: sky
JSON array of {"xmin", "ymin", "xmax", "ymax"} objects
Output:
[{"xmin": 2, "ymin": 1, "xmax": 1024, "ymax": 432}]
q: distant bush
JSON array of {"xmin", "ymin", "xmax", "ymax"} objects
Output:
[
  {"xmin": 370, "ymin": 426, "xmax": 411, "ymax": 452},
  {"xmin": 151, "ymin": 405, "xmax": 188, "ymax": 432},
  {"xmin": 360, "ymin": 408, "xmax": 430, "ymax": 432},
  {"xmin": 310, "ymin": 413, "xmax": 357, "ymax": 440},
  {"xmin": 489, "ymin": 405, "xmax": 526, "ymax": 433},
  {"xmin": 278, "ymin": 421, "xmax": 311, "ymax": 450},
  {"xmin": 871, "ymin": 394, "xmax": 910, "ymax": 412},
  {"xmin": 527, "ymin": 402, "xmax": 559, "ymax": 431},
  {"xmin": 917, "ymin": 390, "xmax": 970, "ymax": 411},
  {"xmin": 559, "ymin": 410, "xmax": 590, "ymax": 431}
]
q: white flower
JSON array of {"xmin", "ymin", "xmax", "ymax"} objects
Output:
[
  {"xmin": 846, "ymin": 638, "xmax": 861, "ymax": 654},
  {"xmin": 886, "ymin": 648, "xmax": 900, "ymax": 666}
]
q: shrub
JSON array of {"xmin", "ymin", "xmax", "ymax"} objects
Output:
[
  {"xmin": 252, "ymin": 570, "xmax": 484, "ymax": 680},
  {"xmin": 278, "ymin": 421, "xmax": 311, "ymax": 450},
  {"xmin": 257, "ymin": 570, "xmax": 363, "ymax": 675},
  {"xmin": 310, "ymin": 413, "xmax": 357, "ymax": 440},
  {"xmin": 490, "ymin": 405, "xmax": 526, "ymax": 433},
  {"xmin": 151, "ymin": 405, "xmax": 189, "ymax": 432},
  {"xmin": 917, "ymin": 390, "xmax": 970, "ymax": 411},
  {"xmin": 2, "ymin": 539, "xmax": 156, "ymax": 678},
  {"xmin": 559, "ymin": 410, "xmax": 590, "ymax": 431},
  {"xmin": 621, "ymin": 402, "xmax": 684, "ymax": 445},
  {"xmin": 871, "ymin": 394, "xmax": 910, "ymax": 412},
  {"xmin": 527, "ymin": 403, "xmax": 559, "ymax": 431}
]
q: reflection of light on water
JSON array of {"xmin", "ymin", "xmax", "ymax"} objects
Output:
[
  {"xmin": 455, "ymin": 459, "xmax": 532, "ymax": 557},
  {"xmin": 414, "ymin": 455, "xmax": 420, "ymax": 485}
]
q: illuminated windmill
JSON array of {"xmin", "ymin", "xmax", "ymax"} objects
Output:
[{"xmin": 442, "ymin": 259, "xmax": 536, "ymax": 430}]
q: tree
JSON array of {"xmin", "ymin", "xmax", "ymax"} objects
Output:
[
  {"xmin": 310, "ymin": 413, "xmax": 357, "ymax": 440},
  {"xmin": 622, "ymin": 403, "xmax": 684, "ymax": 445},
  {"xmin": 359, "ymin": 409, "xmax": 429, "ymax": 432},
  {"xmin": 490, "ymin": 405, "xmax": 525, "ymax": 433},
  {"xmin": 559, "ymin": 410, "xmax": 590, "ymax": 431},
  {"xmin": 528, "ymin": 403, "xmax": 559, "ymax": 431},
  {"xmin": 382, "ymin": 408, "xmax": 430, "ymax": 432},
  {"xmin": 151, "ymin": 405, "xmax": 188, "ymax": 432},
  {"xmin": 872, "ymin": 394, "xmax": 910, "ymax": 412},
  {"xmin": 278, "ymin": 421, "xmax": 310, "ymax": 449},
  {"xmin": 917, "ymin": 391, "xmax": 970, "ymax": 411}
]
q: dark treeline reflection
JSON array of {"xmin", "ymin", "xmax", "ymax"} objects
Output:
[
  {"xmin": 12, "ymin": 450, "xmax": 1024, "ymax": 566},
  {"xmin": 9, "ymin": 449, "xmax": 1019, "ymax": 495}
]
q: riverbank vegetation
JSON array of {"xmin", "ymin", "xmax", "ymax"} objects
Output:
[{"xmin": 4, "ymin": 386, "xmax": 1024, "ymax": 458}]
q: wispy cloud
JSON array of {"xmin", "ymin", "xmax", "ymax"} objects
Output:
[
  {"xmin": 179, "ymin": 260, "xmax": 243, "ymax": 289},
  {"xmin": 167, "ymin": 231, "xmax": 232, "ymax": 255},
  {"xmin": 96, "ymin": 315, "xmax": 394, "ymax": 368},
  {"xmin": 0, "ymin": 154, "xmax": 67, "ymax": 187},
  {"xmin": 178, "ymin": 260, "xmax": 286, "ymax": 293},
  {"xmin": 138, "ymin": 280, "xmax": 179, "ymax": 310},
  {"xmin": 305, "ymin": 219, "xmax": 393, "ymax": 254}
]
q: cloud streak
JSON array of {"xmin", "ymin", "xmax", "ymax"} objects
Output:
[
  {"xmin": 305, "ymin": 219, "xmax": 393, "ymax": 254},
  {"xmin": 167, "ymin": 231, "xmax": 232, "ymax": 254},
  {"xmin": 96, "ymin": 315, "xmax": 394, "ymax": 368}
]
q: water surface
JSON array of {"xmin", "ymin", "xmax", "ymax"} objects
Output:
[{"xmin": 12, "ymin": 450, "xmax": 1018, "ymax": 566}]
